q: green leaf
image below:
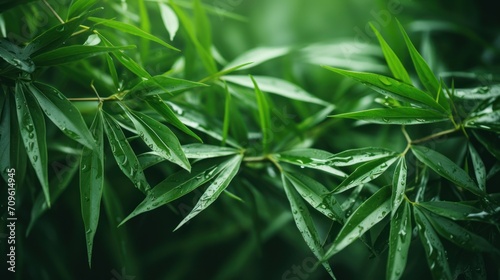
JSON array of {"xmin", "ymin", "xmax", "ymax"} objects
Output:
[
  {"xmin": 369, "ymin": 23, "xmax": 411, "ymax": 84},
  {"xmin": 102, "ymin": 111, "xmax": 150, "ymax": 194},
  {"xmin": 88, "ymin": 17, "xmax": 179, "ymax": 51},
  {"xmin": 322, "ymin": 66, "xmax": 446, "ymax": 113},
  {"xmin": 419, "ymin": 208, "xmax": 500, "ymax": 254},
  {"xmin": 159, "ymin": 2, "xmax": 179, "ymax": 41},
  {"xmin": 144, "ymin": 95, "xmax": 202, "ymax": 142},
  {"xmin": 472, "ymin": 130, "xmax": 500, "ymax": 161},
  {"xmin": 137, "ymin": 152, "xmax": 166, "ymax": 170},
  {"xmin": 454, "ymin": 85, "xmax": 500, "ymax": 100},
  {"xmin": 223, "ymin": 75, "xmax": 329, "ymax": 106},
  {"xmin": 285, "ymin": 172, "xmax": 344, "ymax": 222},
  {"xmin": 250, "ymin": 75, "xmax": 272, "ymax": 152},
  {"xmin": 332, "ymin": 107, "xmax": 449, "ymax": 125},
  {"xmin": 32, "ymin": 45, "xmax": 136, "ymax": 66},
  {"xmin": 411, "ymin": 145, "xmax": 484, "ymax": 196},
  {"xmin": 125, "ymin": 75, "xmax": 207, "ymax": 99},
  {"xmin": 67, "ymin": 0, "xmax": 99, "ymax": 19},
  {"xmin": 329, "ymin": 147, "xmax": 398, "ymax": 166},
  {"xmin": 26, "ymin": 14, "xmax": 90, "ymax": 56},
  {"xmin": 282, "ymin": 174, "xmax": 336, "ymax": 279},
  {"xmin": 122, "ymin": 106, "xmax": 190, "ymax": 171},
  {"xmin": 193, "ymin": 0, "xmax": 212, "ymax": 49},
  {"xmin": 222, "ymin": 82, "xmax": 231, "ymax": 146},
  {"xmin": 27, "ymin": 82, "xmax": 95, "ymax": 149},
  {"xmin": 333, "ymin": 156, "xmax": 398, "ymax": 193},
  {"xmin": 105, "ymin": 53, "xmax": 119, "ymax": 89},
  {"xmin": 323, "ymin": 185, "xmax": 391, "ymax": 260},
  {"xmin": 0, "ymin": 39, "xmax": 34, "ymax": 73},
  {"xmin": 465, "ymin": 110, "xmax": 500, "ymax": 132},
  {"xmin": 391, "ymin": 156, "xmax": 407, "ymax": 217},
  {"xmin": 27, "ymin": 156, "xmax": 78, "ymax": 235},
  {"xmin": 182, "ymin": 143, "xmax": 239, "ymax": 159},
  {"xmin": 0, "ymin": 93, "xmax": 10, "ymax": 182},
  {"xmin": 387, "ymin": 200, "xmax": 412, "ymax": 280},
  {"xmin": 120, "ymin": 157, "xmax": 230, "ymax": 225},
  {"xmin": 417, "ymin": 201, "xmax": 495, "ymax": 224},
  {"xmin": 79, "ymin": 110, "xmax": 104, "ymax": 267},
  {"xmin": 468, "ymin": 143, "xmax": 486, "ymax": 191},
  {"xmin": 273, "ymin": 149, "xmax": 346, "ymax": 178},
  {"xmin": 174, "ymin": 155, "xmax": 242, "ymax": 230},
  {"xmin": 396, "ymin": 21, "xmax": 441, "ymax": 99},
  {"xmin": 413, "ymin": 207, "xmax": 453, "ymax": 280},
  {"xmin": 14, "ymin": 82, "xmax": 49, "ymax": 205},
  {"xmin": 223, "ymin": 46, "xmax": 290, "ymax": 71}
]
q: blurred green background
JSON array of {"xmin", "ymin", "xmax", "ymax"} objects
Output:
[{"xmin": 1, "ymin": 0, "xmax": 499, "ymax": 279}]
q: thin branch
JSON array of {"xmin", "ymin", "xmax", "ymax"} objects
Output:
[
  {"xmin": 42, "ymin": 0, "xmax": 64, "ymax": 24},
  {"xmin": 411, "ymin": 128, "xmax": 459, "ymax": 145}
]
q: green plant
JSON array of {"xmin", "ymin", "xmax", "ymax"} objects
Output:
[{"xmin": 1, "ymin": 0, "xmax": 499, "ymax": 279}]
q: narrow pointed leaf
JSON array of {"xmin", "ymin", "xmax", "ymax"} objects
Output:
[
  {"xmin": 122, "ymin": 107, "xmax": 190, "ymax": 171},
  {"xmin": 322, "ymin": 66, "xmax": 446, "ymax": 113},
  {"xmin": 32, "ymin": 45, "xmax": 135, "ymax": 66},
  {"xmin": 193, "ymin": 0, "xmax": 212, "ymax": 49},
  {"xmin": 88, "ymin": 17, "xmax": 179, "ymax": 51},
  {"xmin": 67, "ymin": 0, "xmax": 99, "ymax": 19},
  {"xmin": 102, "ymin": 111, "xmax": 150, "ymax": 194},
  {"xmin": 411, "ymin": 145, "xmax": 484, "ymax": 196},
  {"xmin": 396, "ymin": 21, "xmax": 440, "ymax": 98},
  {"xmin": 420, "ymin": 208, "xmax": 500, "ymax": 254},
  {"xmin": 105, "ymin": 53, "xmax": 119, "ymax": 89},
  {"xmin": 125, "ymin": 75, "xmax": 207, "ymax": 99},
  {"xmin": 223, "ymin": 75, "xmax": 329, "ymax": 106},
  {"xmin": 391, "ymin": 156, "xmax": 407, "ymax": 216},
  {"xmin": 323, "ymin": 185, "xmax": 392, "ymax": 260},
  {"xmin": 369, "ymin": 23, "xmax": 411, "ymax": 84},
  {"xmin": 0, "ymin": 93, "xmax": 10, "ymax": 183},
  {"xmin": 223, "ymin": 46, "xmax": 290, "ymax": 71},
  {"xmin": 182, "ymin": 143, "xmax": 239, "ymax": 158},
  {"xmin": 413, "ymin": 207, "xmax": 453, "ymax": 280},
  {"xmin": 282, "ymin": 174, "xmax": 336, "ymax": 279},
  {"xmin": 120, "ymin": 157, "xmax": 230, "ymax": 225},
  {"xmin": 468, "ymin": 143, "xmax": 486, "ymax": 191},
  {"xmin": 387, "ymin": 200, "xmax": 412, "ymax": 280},
  {"xmin": 0, "ymin": 39, "xmax": 34, "ymax": 73},
  {"xmin": 79, "ymin": 110, "xmax": 104, "ymax": 267},
  {"xmin": 285, "ymin": 172, "xmax": 344, "ymax": 222},
  {"xmin": 14, "ymin": 82, "xmax": 49, "ymax": 205},
  {"xmin": 333, "ymin": 156, "xmax": 398, "ymax": 193},
  {"xmin": 158, "ymin": 3, "xmax": 179, "ymax": 41},
  {"xmin": 332, "ymin": 107, "xmax": 449, "ymax": 125},
  {"xmin": 329, "ymin": 147, "xmax": 397, "ymax": 167},
  {"xmin": 250, "ymin": 75, "xmax": 271, "ymax": 152},
  {"xmin": 418, "ymin": 201, "xmax": 497, "ymax": 224},
  {"xmin": 274, "ymin": 149, "xmax": 346, "ymax": 178},
  {"xmin": 465, "ymin": 110, "xmax": 500, "ymax": 132},
  {"xmin": 144, "ymin": 95, "xmax": 202, "ymax": 142},
  {"xmin": 222, "ymin": 82, "xmax": 231, "ymax": 146},
  {"xmin": 174, "ymin": 155, "xmax": 242, "ymax": 230},
  {"xmin": 27, "ymin": 82, "xmax": 95, "ymax": 149}
]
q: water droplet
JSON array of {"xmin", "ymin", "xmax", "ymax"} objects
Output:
[
  {"xmin": 56, "ymin": 25, "xmax": 65, "ymax": 32},
  {"xmin": 378, "ymin": 76, "xmax": 392, "ymax": 86}
]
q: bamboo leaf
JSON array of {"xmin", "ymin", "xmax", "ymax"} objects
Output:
[
  {"xmin": 122, "ymin": 106, "xmax": 190, "ymax": 171},
  {"xmin": 468, "ymin": 143, "xmax": 486, "ymax": 191},
  {"xmin": 223, "ymin": 46, "xmax": 290, "ymax": 71},
  {"xmin": 419, "ymin": 207, "xmax": 500, "ymax": 254},
  {"xmin": 88, "ymin": 17, "xmax": 179, "ymax": 51},
  {"xmin": 391, "ymin": 156, "xmax": 407, "ymax": 217},
  {"xmin": 329, "ymin": 147, "xmax": 398, "ymax": 166},
  {"xmin": 120, "ymin": 157, "xmax": 230, "ymax": 225},
  {"xmin": 387, "ymin": 200, "xmax": 412, "ymax": 280},
  {"xmin": 0, "ymin": 38, "xmax": 34, "ymax": 73},
  {"xmin": 67, "ymin": 0, "xmax": 99, "ymax": 19},
  {"xmin": 282, "ymin": 174, "xmax": 336, "ymax": 279},
  {"xmin": 322, "ymin": 66, "xmax": 446, "ymax": 113},
  {"xmin": 158, "ymin": 2, "xmax": 179, "ymax": 41},
  {"xmin": 418, "ymin": 201, "xmax": 497, "ymax": 224},
  {"xmin": 102, "ymin": 111, "xmax": 150, "ymax": 194},
  {"xmin": 125, "ymin": 75, "xmax": 207, "ymax": 99},
  {"xmin": 222, "ymin": 82, "xmax": 231, "ymax": 146},
  {"xmin": 79, "ymin": 110, "xmax": 104, "ymax": 267},
  {"xmin": 182, "ymin": 143, "xmax": 239, "ymax": 159},
  {"xmin": 411, "ymin": 145, "xmax": 484, "ymax": 196},
  {"xmin": 273, "ymin": 149, "xmax": 346, "ymax": 178},
  {"xmin": 174, "ymin": 155, "xmax": 242, "ymax": 230},
  {"xmin": 32, "ymin": 45, "xmax": 136, "ymax": 66},
  {"xmin": 144, "ymin": 95, "xmax": 202, "ymax": 142},
  {"xmin": 27, "ymin": 82, "xmax": 95, "ymax": 149},
  {"xmin": 413, "ymin": 207, "xmax": 453, "ymax": 280},
  {"xmin": 250, "ymin": 75, "xmax": 272, "ymax": 152},
  {"xmin": 323, "ymin": 185, "xmax": 391, "ymax": 260},
  {"xmin": 14, "ymin": 82, "xmax": 49, "ymax": 205},
  {"xmin": 369, "ymin": 23, "xmax": 412, "ymax": 84},
  {"xmin": 285, "ymin": 172, "xmax": 344, "ymax": 222},
  {"xmin": 333, "ymin": 156, "xmax": 398, "ymax": 193},
  {"xmin": 332, "ymin": 107, "xmax": 449, "ymax": 125},
  {"xmin": 223, "ymin": 75, "xmax": 329, "ymax": 106}
]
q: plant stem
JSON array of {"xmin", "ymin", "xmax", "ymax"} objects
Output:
[
  {"xmin": 411, "ymin": 127, "xmax": 459, "ymax": 144},
  {"xmin": 42, "ymin": 0, "xmax": 64, "ymax": 24}
]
